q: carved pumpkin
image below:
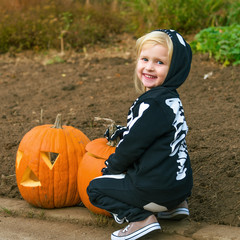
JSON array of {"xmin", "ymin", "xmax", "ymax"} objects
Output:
[
  {"xmin": 78, "ymin": 138, "xmax": 116, "ymax": 216},
  {"xmin": 15, "ymin": 114, "xmax": 90, "ymax": 208}
]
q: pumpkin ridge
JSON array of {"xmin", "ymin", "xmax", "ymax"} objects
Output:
[
  {"xmin": 87, "ymin": 152, "xmax": 106, "ymax": 160},
  {"xmin": 60, "ymin": 128, "xmax": 69, "ymax": 207},
  {"xmin": 32, "ymin": 126, "xmax": 49, "ymax": 207},
  {"xmin": 42, "ymin": 125, "xmax": 61, "ymax": 207},
  {"xmin": 39, "ymin": 127, "xmax": 54, "ymax": 208},
  {"xmin": 54, "ymin": 127, "xmax": 66, "ymax": 207},
  {"xmin": 67, "ymin": 127, "xmax": 90, "ymax": 205},
  {"xmin": 67, "ymin": 128, "xmax": 84, "ymax": 205},
  {"xmin": 64, "ymin": 127, "xmax": 79, "ymax": 207}
]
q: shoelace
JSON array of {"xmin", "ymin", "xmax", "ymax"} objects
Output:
[
  {"xmin": 122, "ymin": 224, "xmax": 131, "ymax": 233},
  {"xmin": 112, "ymin": 213, "xmax": 128, "ymax": 224}
]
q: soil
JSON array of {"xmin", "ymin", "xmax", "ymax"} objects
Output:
[
  {"xmin": 0, "ymin": 34, "xmax": 239, "ymax": 227},
  {"xmin": 0, "ymin": 214, "xmax": 187, "ymax": 240}
]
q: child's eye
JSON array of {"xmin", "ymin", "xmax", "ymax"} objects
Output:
[
  {"xmin": 142, "ymin": 58, "xmax": 148, "ymax": 62},
  {"xmin": 157, "ymin": 60, "xmax": 163, "ymax": 64}
]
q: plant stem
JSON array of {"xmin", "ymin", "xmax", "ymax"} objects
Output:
[{"xmin": 52, "ymin": 114, "xmax": 63, "ymax": 129}]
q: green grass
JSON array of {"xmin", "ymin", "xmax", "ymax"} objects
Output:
[
  {"xmin": 1, "ymin": 207, "xmax": 16, "ymax": 216},
  {"xmin": 0, "ymin": 0, "xmax": 125, "ymax": 53},
  {"xmin": 0, "ymin": 0, "xmax": 239, "ymax": 65},
  {"xmin": 120, "ymin": 0, "xmax": 239, "ymax": 35},
  {"xmin": 191, "ymin": 24, "xmax": 240, "ymax": 66}
]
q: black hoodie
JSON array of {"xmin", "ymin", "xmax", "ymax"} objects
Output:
[{"xmin": 106, "ymin": 29, "xmax": 193, "ymax": 204}]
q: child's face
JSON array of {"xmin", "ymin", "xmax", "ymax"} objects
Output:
[{"xmin": 137, "ymin": 43, "xmax": 170, "ymax": 91}]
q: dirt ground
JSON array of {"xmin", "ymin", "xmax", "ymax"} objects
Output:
[
  {"xmin": 0, "ymin": 213, "xmax": 190, "ymax": 240},
  {"xmin": 0, "ymin": 34, "xmax": 239, "ymax": 227}
]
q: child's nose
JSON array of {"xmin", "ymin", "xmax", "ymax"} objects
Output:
[{"xmin": 146, "ymin": 61, "xmax": 154, "ymax": 70}]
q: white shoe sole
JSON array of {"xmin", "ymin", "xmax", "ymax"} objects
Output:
[
  {"xmin": 111, "ymin": 222, "xmax": 161, "ymax": 240},
  {"xmin": 157, "ymin": 208, "xmax": 189, "ymax": 220}
]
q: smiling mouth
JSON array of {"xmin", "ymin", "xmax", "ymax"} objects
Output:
[{"xmin": 143, "ymin": 73, "xmax": 157, "ymax": 79}]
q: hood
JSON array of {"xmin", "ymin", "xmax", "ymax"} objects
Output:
[{"xmin": 154, "ymin": 29, "xmax": 192, "ymax": 90}]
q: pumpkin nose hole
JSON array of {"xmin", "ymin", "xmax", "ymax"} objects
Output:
[
  {"xmin": 41, "ymin": 152, "xmax": 59, "ymax": 170},
  {"xmin": 50, "ymin": 152, "xmax": 59, "ymax": 165}
]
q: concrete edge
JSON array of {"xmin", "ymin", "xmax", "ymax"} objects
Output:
[{"xmin": 1, "ymin": 197, "xmax": 240, "ymax": 240}]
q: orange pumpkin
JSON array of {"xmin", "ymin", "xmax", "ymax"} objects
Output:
[
  {"xmin": 15, "ymin": 114, "xmax": 90, "ymax": 208},
  {"xmin": 78, "ymin": 138, "xmax": 116, "ymax": 216}
]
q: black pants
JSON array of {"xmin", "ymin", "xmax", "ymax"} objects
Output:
[{"xmin": 87, "ymin": 173, "xmax": 160, "ymax": 222}]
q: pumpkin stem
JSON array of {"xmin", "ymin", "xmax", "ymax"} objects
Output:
[
  {"xmin": 52, "ymin": 114, "xmax": 63, "ymax": 129},
  {"xmin": 107, "ymin": 123, "xmax": 119, "ymax": 147},
  {"xmin": 94, "ymin": 117, "xmax": 120, "ymax": 147}
]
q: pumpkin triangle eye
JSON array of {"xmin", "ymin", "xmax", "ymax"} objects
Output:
[
  {"xmin": 16, "ymin": 150, "xmax": 23, "ymax": 169},
  {"xmin": 41, "ymin": 152, "xmax": 59, "ymax": 170},
  {"xmin": 21, "ymin": 166, "xmax": 41, "ymax": 187}
]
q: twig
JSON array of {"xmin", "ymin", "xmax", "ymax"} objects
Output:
[
  {"xmin": 94, "ymin": 117, "xmax": 118, "ymax": 147},
  {"xmin": 40, "ymin": 109, "xmax": 43, "ymax": 124},
  {"xmin": 94, "ymin": 117, "xmax": 115, "ymax": 124}
]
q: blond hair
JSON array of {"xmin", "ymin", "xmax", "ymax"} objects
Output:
[{"xmin": 134, "ymin": 31, "xmax": 173, "ymax": 93}]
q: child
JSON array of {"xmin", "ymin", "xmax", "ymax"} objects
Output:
[{"xmin": 87, "ymin": 29, "xmax": 193, "ymax": 240}]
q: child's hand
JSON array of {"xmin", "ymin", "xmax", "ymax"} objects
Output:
[{"xmin": 104, "ymin": 125, "xmax": 127, "ymax": 141}]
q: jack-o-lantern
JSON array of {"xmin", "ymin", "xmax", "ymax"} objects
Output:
[
  {"xmin": 15, "ymin": 114, "xmax": 90, "ymax": 208},
  {"xmin": 78, "ymin": 137, "xmax": 116, "ymax": 216}
]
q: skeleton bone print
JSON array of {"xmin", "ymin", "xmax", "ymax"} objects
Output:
[
  {"xmin": 127, "ymin": 101, "xmax": 150, "ymax": 131},
  {"xmin": 118, "ymin": 100, "xmax": 150, "ymax": 146},
  {"xmin": 165, "ymin": 98, "xmax": 188, "ymax": 181},
  {"xmin": 121, "ymin": 97, "xmax": 189, "ymax": 182}
]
